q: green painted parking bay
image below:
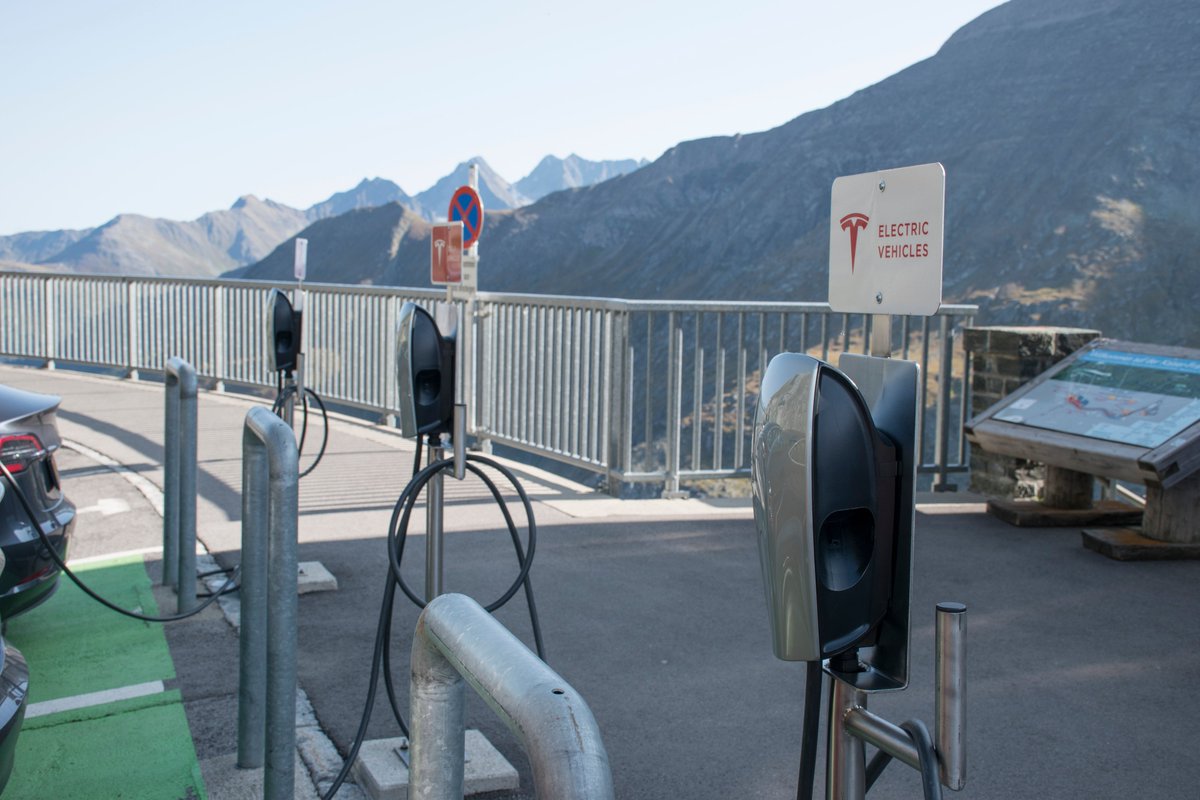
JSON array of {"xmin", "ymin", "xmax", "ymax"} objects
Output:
[{"xmin": 2, "ymin": 554, "xmax": 207, "ymax": 799}]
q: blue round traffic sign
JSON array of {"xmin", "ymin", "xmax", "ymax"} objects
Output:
[{"xmin": 448, "ymin": 186, "xmax": 484, "ymax": 248}]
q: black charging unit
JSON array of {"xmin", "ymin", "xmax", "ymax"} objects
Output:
[
  {"xmin": 753, "ymin": 353, "xmax": 914, "ymax": 683},
  {"xmin": 396, "ymin": 302, "xmax": 455, "ymax": 440},
  {"xmin": 267, "ymin": 288, "xmax": 327, "ymax": 478}
]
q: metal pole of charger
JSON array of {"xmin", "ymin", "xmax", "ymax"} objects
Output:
[
  {"xmin": 237, "ymin": 406, "xmax": 299, "ymax": 800},
  {"xmin": 827, "ymin": 603, "xmax": 969, "ymax": 799},
  {"xmin": 281, "ymin": 374, "xmax": 296, "ymax": 429},
  {"xmin": 426, "ymin": 439, "xmax": 445, "ymax": 600},
  {"xmin": 293, "ymin": 286, "xmax": 305, "ymax": 432},
  {"xmin": 827, "ymin": 677, "xmax": 868, "ymax": 800},
  {"xmin": 164, "ymin": 357, "xmax": 197, "ymax": 613}
]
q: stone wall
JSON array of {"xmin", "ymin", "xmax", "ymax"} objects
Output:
[{"xmin": 963, "ymin": 326, "xmax": 1101, "ymax": 498}]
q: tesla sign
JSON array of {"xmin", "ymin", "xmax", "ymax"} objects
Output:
[{"xmin": 828, "ymin": 163, "xmax": 945, "ymax": 316}]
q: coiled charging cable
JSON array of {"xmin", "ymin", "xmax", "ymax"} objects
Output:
[
  {"xmin": 322, "ymin": 440, "xmax": 543, "ymax": 800},
  {"xmin": 271, "ymin": 375, "xmax": 329, "ymax": 478}
]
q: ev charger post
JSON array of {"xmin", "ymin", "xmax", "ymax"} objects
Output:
[
  {"xmin": 752, "ymin": 162, "xmax": 963, "ymax": 800},
  {"xmin": 237, "ymin": 406, "xmax": 299, "ymax": 800},
  {"xmin": 164, "ymin": 356, "xmax": 198, "ymax": 613},
  {"xmin": 290, "ymin": 238, "xmax": 308, "ymax": 424},
  {"xmin": 425, "ymin": 302, "xmax": 463, "ymax": 600}
]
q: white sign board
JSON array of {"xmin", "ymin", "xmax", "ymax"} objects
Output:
[
  {"xmin": 293, "ymin": 238, "xmax": 308, "ymax": 281},
  {"xmin": 828, "ymin": 163, "xmax": 944, "ymax": 316}
]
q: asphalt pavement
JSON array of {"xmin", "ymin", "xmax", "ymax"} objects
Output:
[{"xmin": 2, "ymin": 363, "xmax": 1198, "ymax": 799}]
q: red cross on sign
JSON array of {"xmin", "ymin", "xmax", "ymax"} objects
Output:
[{"xmin": 448, "ymin": 186, "xmax": 484, "ymax": 248}]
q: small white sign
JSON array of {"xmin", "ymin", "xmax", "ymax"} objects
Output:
[
  {"xmin": 294, "ymin": 238, "xmax": 308, "ymax": 282},
  {"xmin": 828, "ymin": 163, "xmax": 944, "ymax": 316}
]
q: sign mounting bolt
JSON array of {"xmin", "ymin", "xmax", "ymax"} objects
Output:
[
  {"xmin": 876, "ymin": 292, "xmax": 884, "ymax": 304},
  {"xmin": 878, "ymin": 179, "xmax": 886, "ymax": 192}
]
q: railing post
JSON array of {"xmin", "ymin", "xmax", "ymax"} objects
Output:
[
  {"xmin": 43, "ymin": 277, "xmax": 56, "ymax": 369},
  {"xmin": 664, "ymin": 312, "xmax": 684, "ymax": 497},
  {"xmin": 604, "ymin": 308, "xmax": 628, "ymax": 497},
  {"xmin": 933, "ymin": 315, "xmax": 955, "ymax": 491},
  {"xmin": 126, "ymin": 279, "xmax": 140, "ymax": 380},
  {"xmin": 410, "ymin": 594, "xmax": 614, "ymax": 800},
  {"xmin": 163, "ymin": 357, "xmax": 198, "ymax": 611},
  {"xmin": 212, "ymin": 283, "xmax": 226, "ymax": 391},
  {"xmin": 237, "ymin": 407, "xmax": 299, "ymax": 800}
]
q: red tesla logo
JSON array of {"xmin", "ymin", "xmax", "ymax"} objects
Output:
[{"xmin": 839, "ymin": 213, "xmax": 870, "ymax": 272}]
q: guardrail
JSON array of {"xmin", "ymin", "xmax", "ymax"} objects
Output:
[{"xmin": 0, "ymin": 271, "xmax": 977, "ymax": 493}]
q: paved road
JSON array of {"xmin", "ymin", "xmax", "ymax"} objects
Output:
[{"xmin": 3, "ymin": 363, "xmax": 1199, "ymax": 799}]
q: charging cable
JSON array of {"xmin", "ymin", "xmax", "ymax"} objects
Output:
[
  {"xmin": 863, "ymin": 718, "xmax": 943, "ymax": 800},
  {"xmin": 0, "ymin": 461, "xmax": 237, "ymax": 623},
  {"xmin": 271, "ymin": 374, "xmax": 329, "ymax": 478},
  {"xmin": 321, "ymin": 441, "xmax": 543, "ymax": 800}
]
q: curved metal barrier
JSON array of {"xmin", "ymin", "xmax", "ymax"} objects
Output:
[{"xmin": 411, "ymin": 593, "xmax": 614, "ymax": 800}]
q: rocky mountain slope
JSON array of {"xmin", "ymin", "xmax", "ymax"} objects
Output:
[
  {"xmin": 43, "ymin": 195, "xmax": 311, "ymax": 278},
  {"xmin": 515, "ymin": 154, "xmax": 647, "ymax": 202},
  {"xmin": 243, "ymin": 0, "xmax": 1200, "ymax": 346},
  {"xmin": 1, "ymin": 156, "xmax": 643, "ymax": 278}
]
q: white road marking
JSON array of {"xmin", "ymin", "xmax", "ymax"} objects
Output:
[
  {"xmin": 75, "ymin": 497, "xmax": 131, "ymax": 516},
  {"xmin": 25, "ymin": 680, "xmax": 167, "ymax": 719}
]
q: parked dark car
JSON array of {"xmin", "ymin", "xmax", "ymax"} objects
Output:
[
  {"xmin": 0, "ymin": 384, "xmax": 75, "ymax": 620},
  {"xmin": 0, "ymin": 544, "xmax": 30, "ymax": 793}
]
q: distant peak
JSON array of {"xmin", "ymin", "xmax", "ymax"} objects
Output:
[{"xmin": 231, "ymin": 195, "xmax": 261, "ymax": 210}]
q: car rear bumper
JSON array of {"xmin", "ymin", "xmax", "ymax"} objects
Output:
[
  {"xmin": 0, "ymin": 641, "xmax": 30, "ymax": 792},
  {"xmin": 0, "ymin": 514, "xmax": 72, "ymax": 620}
]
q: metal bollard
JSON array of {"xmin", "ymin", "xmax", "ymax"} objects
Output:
[
  {"xmin": 410, "ymin": 594, "xmax": 614, "ymax": 800},
  {"xmin": 164, "ymin": 357, "xmax": 198, "ymax": 612},
  {"xmin": 935, "ymin": 602, "xmax": 967, "ymax": 790},
  {"xmin": 236, "ymin": 406, "xmax": 299, "ymax": 800}
]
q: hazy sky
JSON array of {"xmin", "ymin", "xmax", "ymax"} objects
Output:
[{"xmin": 0, "ymin": 0, "xmax": 1005, "ymax": 235}]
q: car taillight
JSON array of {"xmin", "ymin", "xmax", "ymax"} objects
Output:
[{"xmin": 0, "ymin": 434, "xmax": 43, "ymax": 474}]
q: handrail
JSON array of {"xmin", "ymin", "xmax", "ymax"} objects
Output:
[{"xmin": 0, "ymin": 270, "xmax": 978, "ymax": 493}]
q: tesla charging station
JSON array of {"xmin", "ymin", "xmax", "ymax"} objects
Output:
[
  {"xmin": 345, "ymin": 166, "xmax": 529, "ymax": 798},
  {"xmin": 268, "ymin": 238, "xmax": 308, "ymax": 427},
  {"xmin": 267, "ymin": 238, "xmax": 333, "ymax": 480},
  {"xmin": 753, "ymin": 164, "xmax": 967, "ymax": 799}
]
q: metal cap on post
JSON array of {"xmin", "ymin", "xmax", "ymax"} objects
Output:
[{"xmin": 237, "ymin": 406, "xmax": 299, "ymax": 800}]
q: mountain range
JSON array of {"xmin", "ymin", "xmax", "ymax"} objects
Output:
[
  {"xmin": 242, "ymin": 0, "xmax": 1200, "ymax": 346},
  {"xmin": 0, "ymin": 154, "xmax": 644, "ymax": 278}
]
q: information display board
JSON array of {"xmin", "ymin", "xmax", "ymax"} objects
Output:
[{"xmin": 965, "ymin": 339, "xmax": 1200, "ymax": 488}]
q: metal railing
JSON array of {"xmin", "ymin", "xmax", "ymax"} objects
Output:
[{"xmin": 0, "ymin": 271, "xmax": 977, "ymax": 493}]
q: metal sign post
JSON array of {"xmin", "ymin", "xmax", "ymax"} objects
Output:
[
  {"xmin": 789, "ymin": 163, "xmax": 964, "ymax": 798},
  {"xmin": 289, "ymin": 239, "xmax": 308, "ymax": 429},
  {"xmin": 425, "ymin": 167, "xmax": 484, "ymax": 599}
]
